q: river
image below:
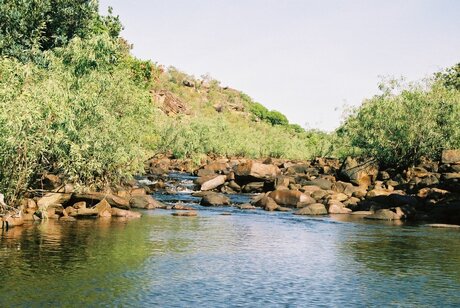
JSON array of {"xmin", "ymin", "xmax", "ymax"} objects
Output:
[{"xmin": 1, "ymin": 174, "xmax": 459, "ymax": 307}]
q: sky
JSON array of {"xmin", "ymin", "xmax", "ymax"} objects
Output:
[{"xmin": 99, "ymin": 0, "xmax": 460, "ymax": 131}]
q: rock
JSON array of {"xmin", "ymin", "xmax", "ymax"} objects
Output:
[
  {"xmin": 327, "ymin": 202, "xmax": 352, "ymax": 214},
  {"xmin": 94, "ymin": 199, "xmax": 112, "ymax": 217},
  {"xmin": 172, "ymin": 204, "xmax": 195, "ymax": 210},
  {"xmin": 311, "ymin": 190, "xmax": 329, "ymax": 201},
  {"xmin": 72, "ymin": 193, "xmax": 130, "ymax": 209},
  {"xmin": 301, "ymin": 185, "xmax": 322, "ymax": 193},
  {"xmin": 268, "ymin": 190, "xmax": 313, "ymax": 207},
  {"xmin": 351, "ymin": 211, "xmax": 373, "ymax": 215},
  {"xmin": 197, "ymin": 169, "xmax": 216, "ymax": 177},
  {"xmin": 110, "ymin": 208, "xmax": 141, "ymax": 218},
  {"xmin": 242, "ymin": 182, "xmax": 265, "ymax": 193},
  {"xmin": 294, "ymin": 203, "xmax": 328, "ymax": 215},
  {"xmin": 328, "ymin": 193, "xmax": 349, "ymax": 202},
  {"xmin": 378, "ymin": 171, "xmax": 391, "ymax": 180},
  {"xmin": 331, "ymin": 181, "xmax": 356, "ymax": 197},
  {"xmin": 172, "ymin": 211, "xmax": 197, "ymax": 217},
  {"xmin": 441, "ymin": 150, "xmax": 460, "ymax": 164},
  {"xmin": 304, "ymin": 178, "xmax": 333, "ymax": 190},
  {"xmin": 227, "ymin": 180, "xmax": 242, "ymax": 192},
  {"xmin": 254, "ymin": 196, "xmax": 279, "ymax": 211},
  {"xmin": 274, "ymin": 176, "xmax": 291, "ymax": 190},
  {"xmin": 276, "ymin": 207, "xmax": 292, "ymax": 212},
  {"xmin": 202, "ymin": 162, "xmax": 229, "ymax": 173},
  {"xmin": 343, "ymin": 197, "xmax": 360, "ymax": 208},
  {"xmin": 2, "ymin": 213, "xmax": 24, "ymax": 227},
  {"xmin": 68, "ymin": 207, "xmax": 98, "ymax": 217},
  {"xmin": 237, "ymin": 203, "xmax": 256, "ymax": 210},
  {"xmin": 365, "ymin": 206, "xmax": 414, "ymax": 220},
  {"xmin": 425, "ymin": 224, "xmax": 460, "ymax": 229},
  {"xmin": 199, "ymin": 175, "xmax": 227, "ymax": 191},
  {"xmin": 42, "ymin": 173, "xmax": 62, "ymax": 190},
  {"xmin": 442, "ymin": 173, "xmax": 460, "ymax": 181},
  {"xmin": 37, "ymin": 193, "xmax": 71, "ymax": 209},
  {"xmin": 340, "ymin": 157, "xmax": 378, "ymax": 188},
  {"xmin": 234, "ymin": 161, "xmax": 280, "ymax": 180},
  {"xmin": 60, "ymin": 216, "xmax": 77, "ymax": 222},
  {"xmin": 366, "ymin": 189, "xmax": 392, "ymax": 198},
  {"xmin": 182, "ymin": 79, "xmax": 195, "ymax": 87},
  {"xmin": 200, "ymin": 193, "xmax": 230, "ymax": 206},
  {"xmin": 130, "ymin": 195, "xmax": 165, "ymax": 209}
]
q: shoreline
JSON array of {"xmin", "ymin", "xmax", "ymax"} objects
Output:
[{"xmin": 2, "ymin": 150, "xmax": 460, "ymax": 230}]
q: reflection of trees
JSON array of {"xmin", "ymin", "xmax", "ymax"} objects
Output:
[
  {"xmin": 0, "ymin": 214, "xmax": 203, "ymax": 306},
  {"xmin": 340, "ymin": 226, "xmax": 460, "ymax": 285}
]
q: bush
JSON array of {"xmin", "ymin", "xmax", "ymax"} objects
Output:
[
  {"xmin": 0, "ymin": 34, "xmax": 155, "ymax": 201},
  {"xmin": 339, "ymin": 78, "xmax": 460, "ymax": 167}
]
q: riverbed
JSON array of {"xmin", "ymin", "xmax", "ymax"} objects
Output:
[{"xmin": 1, "ymin": 175, "xmax": 460, "ymax": 307}]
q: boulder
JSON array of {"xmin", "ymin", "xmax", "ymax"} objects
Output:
[
  {"xmin": 72, "ymin": 193, "xmax": 130, "ymax": 210},
  {"xmin": 200, "ymin": 193, "xmax": 230, "ymax": 206},
  {"xmin": 130, "ymin": 195, "xmax": 165, "ymax": 209},
  {"xmin": 242, "ymin": 182, "xmax": 265, "ymax": 193},
  {"xmin": 203, "ymin": 162, "xmax": 229, "ymax": 173},
  {"xmin": 327, "ymin": 202, "xmax": 352, "ymax": 214},
  {"xmin": 294, "ymin": 203, "xmax": 328, "ymax": 215},
  {"xmin": 327, "ymin": 193, "xmax": 348, "ymax": 202},
  {"xmin": 304, "ymin": 178, "xmax": 333, "ymax": 190},
  {"xmin": 268, "ymin": 190, "xmax": 312, "ymax": 207},
  {"xmin": 234, "ymin": 161, "xmax": 280, "ymax": 180},
  {"xmin": 37, "ymin": 193, "xmax": 71, "ymax": 209},
  {"xmin": 254, "ymin": 196, "xmax": 278, "ymax": 211},
  {"xmin": 441, "ymin": 150, "xmax": 460, "ymax": 164},
  {"xmin": 331, "ymin": 181, "xmax": 356, "ymax": 197},
  {"xmin": 172, "ymin": 204, "xmax": 195, "ymax": 210},
  {"xmin": 365, "ymin": 206, "xmax": 414, "ymax": 220},
  {"xmin": 200, "ymin": 175, "xmax": 227, "ymax": 191},
  {"xmin": 94, "ymin": 199, "xmax": 112, "ymax": 217},
  {"xmin": 110, "ymin": 208, "xmax": 141, "ymax": 218},
  {"xmin": 301, "ymin": 185, "xmax": 322, "ymax": 194},
  {"xmin": 340, "ymin": 157, "xmax": 378, "ymax": 188}
]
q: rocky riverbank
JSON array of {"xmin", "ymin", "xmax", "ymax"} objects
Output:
[
  {"xmin": 146, "ymin": 149, "xmax": 460, "ymax": 223},
  {"xmin": 2, "ymin": 150, "xmax": 460, "ymax": 230}
]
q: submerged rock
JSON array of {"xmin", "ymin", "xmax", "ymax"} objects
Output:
[{"xmin": 200, "ymin": 193, "xmax": 230, "ymax": 206}]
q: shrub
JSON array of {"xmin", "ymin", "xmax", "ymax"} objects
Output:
[
  {"xmin": 339, "ymin": 78, "xmax": 460, "ymax": 167},
  {"xmin": 0, "ymin": 34, "xmax": 155, "ymax": 201}
]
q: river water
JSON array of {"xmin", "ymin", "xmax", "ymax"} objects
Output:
[{"xmin": 1, "ymin": 174, "xmax": 460, "ymax": 307}]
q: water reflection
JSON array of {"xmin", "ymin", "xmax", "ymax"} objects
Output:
[{"xmin": 1, "ymin": 210, "xmax": 460, "ymax": 307}]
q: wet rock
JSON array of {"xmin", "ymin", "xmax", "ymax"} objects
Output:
[
  {"xmin": 425, "ymin": 224, "xmax": 460, "ymax": 229},
  {"xmin": 294, "ymin": 203, "xmax": 328, "ymax": 215},
  {"xmin": 365, "ymin": 206, "xmax": 414, "ymax": 220},
  {"xmin": 242, "ymin": 182, "xmax": 265, "ymax": 193},
  {"xmin": 130, "ymin": 195, "xmax": 165, "ymax": 209},
  {"xmin": 327, "ymin": 201, "xmax": 352, "ymax": 214},
  {"xmin": 172, "ymin": 204, "xmax": 195, "ymax": 210},
  {"xmin": 199, "ymin": 175, "xmax": 227, "ymax": 191},
  {"xmin": 351, "ymin": 210, "xmax": 373, "ymax": 215},
  {"xmin": 94, "ymin": 199, "xmax": 112, "ymax": 217},
  {"xmin": 254, "ymin": 196, "xmax": 279, "ymax": 211},
  {"xmin": 73, "ymin": 193, "xmax": 130, "ymax": 210},
  {"xmin": 268, "ymin": 190, "xmax": 313, "ymax": 207},
  {"xmin": 172, "ymin": 211, "xmax": 197, "ymax": 217},
  {"xmin": 111, "ymin": 208, "xmax": 141, "ymax": 218},
  {"xmin": 200, "ymin": 193, "xmax": 230, "ymax": 206},
  {"xmin": 276, "ymin": 206, "xmax": 292, "ymax": 212},
  {"xmin": 237, "ymin": 203, "xmax": 257, "ymax": 210},
  {"xmin": 60, "ymin": 216, "xmax": 77, "ymax": 222}
]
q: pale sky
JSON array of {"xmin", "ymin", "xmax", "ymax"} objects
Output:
[{"xmin": 99, "ymin": 0, "xmax": 460, "ymax": 131}]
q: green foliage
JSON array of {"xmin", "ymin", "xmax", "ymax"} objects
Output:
[
  {"xmin": 436, "ymin": 63, "xmax": 460, "ymax": 91},
  {"xmin": 0, "ymin": 0, "xmax": 122, "ymax": 62},
  {"xmin": 339, "ymin": 78, "xmax": 460, "ymax": 167},
  {"xmin": 0, "ymin": 34, "xmax": 155, "ymax": 201},
  {"xmin": 249, "ymin": 102, "xmax": 289, "ymax": 126}
]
